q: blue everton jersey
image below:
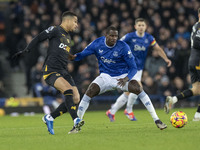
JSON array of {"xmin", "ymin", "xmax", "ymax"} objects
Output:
[
  {"xmin": 75, "ymin": 36, "xmax": 137, "ymax": 80},
  {"xmin": 121, "ymin": 31, "xmax": 156, "ymax": 70}
]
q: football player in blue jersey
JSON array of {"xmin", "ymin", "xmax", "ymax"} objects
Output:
[
  {"xmin": 106, "ymin": 18, "xmax": 171, "ymax": 121},
  {"xmin": 71, "ymin": 26, "xmax": 167, "ymax": 130}
]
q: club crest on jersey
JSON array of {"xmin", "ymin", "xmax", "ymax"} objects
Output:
[
  {"xmin": 145, "ymin": 39, "xmax": 148, "ymax": 43},
  {"xmin": 113, "ymin": 51, "xmax": 118, "ymax": 57},
  {"xmin": 99, "ymin": 49, "xmax": 103, "ymax": 54}
]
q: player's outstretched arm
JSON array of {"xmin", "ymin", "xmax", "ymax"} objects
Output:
[
  {"xmin": 13, "ymin": 27, "xmax": 54, "ymax": 60},
  {"xmin": 154, "ymin": 44, "xmax": 172, "ymax": 67}
]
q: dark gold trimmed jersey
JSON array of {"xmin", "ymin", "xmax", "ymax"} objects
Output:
[
  {"xmin": 27, "ymin": 26, "xmax": 72, "ymax": 71},
  {"xmin": 191, "ymin": 22, "xmax": 200, "ymax": 51},
  {"xmin": 190, "ymin": 22, "xmax": 200, "ymax": 60}
]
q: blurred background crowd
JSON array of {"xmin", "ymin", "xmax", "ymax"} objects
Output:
[{"xmin": 0, "ymin": 0, "xmax": 200, "ymax": 108}]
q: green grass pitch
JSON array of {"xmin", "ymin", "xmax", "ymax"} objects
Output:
[{"xmin": 0, "ymin": 108, "xmax": 200, "ymax": 150}]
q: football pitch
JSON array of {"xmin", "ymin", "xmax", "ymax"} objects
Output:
[{"xmin": 0, "ymin": 108, "xmax": 200, "ymax": 150}]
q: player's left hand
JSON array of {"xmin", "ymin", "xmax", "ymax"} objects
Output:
[
  {"xmin": 12, "ymin": 48, "xmax": 30, "ymax": 60},
  {"xmin": 117, "ymin": 77, "xmax": 129, "ymax": 87},
  {"xmin": 165, "ymin": 59, "xmax": 172, "ymax": 67}
]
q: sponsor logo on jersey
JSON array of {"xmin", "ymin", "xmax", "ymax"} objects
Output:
[
  {"xmin": 101, "ymin": 56, "xmax": 116, "ymax": 64},
  {"xmin": 134, "ymin": 45, "xmax": 146, "ymax": 51},
  {"xmin": 59, "ymin": 43, "xmax": 70, "ymax": 52}
]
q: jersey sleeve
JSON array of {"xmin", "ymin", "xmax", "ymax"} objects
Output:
[
  {"xmin": 149, "ymin": 35, "xmax": 157, "ymax": 47},
  {"xmin": 26, "ymin": 26, "xmax": 56, "ymax": 51},
  {"xmin": 120, "ymin": 34, "xmax": 129, "ymax": 42},
  {"xmin": 192, "ymin": 28, "xmax": 200, "ymax": 49},
  {"xmin": 75, "ymin": 40, "xmax": 96, "ymax": 61},
  {"xmin": 122, "ymin": 44, "xmax": 137, "ymax": 80}
]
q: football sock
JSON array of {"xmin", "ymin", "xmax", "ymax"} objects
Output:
[
  {"xmin": 126, "ymin": 93, "xmax": 138, "ymax": 113},
  {"xmin": 197, "ymin": 104, "xmax": 200, "ymax": 113},
  {"xmin": 176, "ymin": 89, "xmax": 193, "ymax": 100},
  {"xmin": 46, "ymin": 114, "xmax": 54, "ymax": 121},
  {"xmin": 138, "ymin": 91, "xmax": 159, "ymax": 121},
  {"xmin": 64, "ymin": 89, "xmax": 78, "ymax": 120},
  {"xmin": 77, "ymin": 94, "xmax": 91, "ymax": 119},
  {"xmin": 110, "ymin": 93, "xmax": 128, "ymax": 114},
  {"xmin": 50, "ymin": 102, "xmax": 67, "ymax": 119}
]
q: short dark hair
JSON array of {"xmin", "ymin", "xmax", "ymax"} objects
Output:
[
  {"xmin": 106, "ymin": 26, "xmax": 118, "ymax": 34},
  {"xmin": 135, "ymin": 18, "xmax": 147, "ymax": 25},
  {"xmin": 61, "ymin": 11, "xmax": 77, "ymax": 20},
  {"xmin": 198, "ymin": 8, "xmax": 200, "ymax": 14}
]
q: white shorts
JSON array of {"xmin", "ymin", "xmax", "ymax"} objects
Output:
[
  {"xmin": 92, "ymin": 73, "xmax": 128, "ymax": 94},
  {"xmin": 92, "ymin": 71, "xmax": 143, "ymax": 95},
  {"xmin": 131, "ymin": 70, "xmax": 143, "ymax": 81}
]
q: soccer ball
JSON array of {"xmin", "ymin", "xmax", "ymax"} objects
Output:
[{"xmin": 170, "ymin": 111, "xmax": 188, "ymax": 128}]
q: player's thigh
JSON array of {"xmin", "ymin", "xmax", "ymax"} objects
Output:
[
  {"xmin": 191, "ymin": 82, "xmax": 200, "ymax": 95},
  {"xmin": 88, "ymin": 75, "xmax": 108, "ymax": 96},
  {"xmin": 54, "ymin": 77, "xmax": 72, "ymax": 94},
  {"xmin": 189, "ymin": 64, "xmax": 200, "ymax": 95},
  {"xmin": 71, "ymin": 86, "xmax": 80, "ymax": 104}
]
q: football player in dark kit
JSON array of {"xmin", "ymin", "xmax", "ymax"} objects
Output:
[
  {"xmin": 164, "ymin": 8, "xmax": 200, "ymax": 121},
  {"xmin": 14, "ymin": 11, "xmax": 84, "ymax": 135}
]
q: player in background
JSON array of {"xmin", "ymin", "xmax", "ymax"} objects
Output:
[
  {"xmin": 106, "ymin": 18, "xmax": 171, "ymax": 121},
  {"xmin": 164, "ymin": 8, "xmax": 200, "ymax": 121},
  {"xmin": 13, "ymin": 11, "xmax": 84, "ymax": 134},
  {"xmin": 70, "ymin": 26, "xmax": 167, "ymax": 130}
]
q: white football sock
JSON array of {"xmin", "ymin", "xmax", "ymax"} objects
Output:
[
  {"xmin": 126, "ymin": 93, "xmax": 138, "ymax": 113},
  {"xmin": 46, "ymin": 114, "xmax": 54, "ymax": 121},
  {"xmin": 172, "ymin": 96, "xmax": 178, "ymax": 104},
  {"xmin": 194, "ymin": 112, "xmax": 200, "ymax": 118},
  {"xmin": 110, "ymin": 93, "xmax": 128, "ymax": 114},
  {"xmin": 138, "ymin": 91, "xmax": 159, "ymax": 121},
  {"xmin": 77, "ymin": 94, "xmax": 91, "ymax": 119}
]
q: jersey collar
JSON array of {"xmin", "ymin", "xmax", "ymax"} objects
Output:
[
  {"xmin": 60, "ymin": 25, "xmax": 69, "ymax": 33},
  {"xmin": 136, "ymin": 31, "xmax": 145, "ymax": 38}
]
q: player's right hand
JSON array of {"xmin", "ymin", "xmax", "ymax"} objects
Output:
[
  {"xmin": 12, "ymin": 48, "xmax": 29, "ymax": 59},
  {"xmin": 68, "ymin": 54, "xmax": 76, "ymax": 61}
]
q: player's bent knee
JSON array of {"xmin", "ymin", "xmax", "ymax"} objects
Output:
[
  {"xmin": 86, "ymin": 83, "xmax": 100, "ymax": 98},
  {"xmin": 128, "ymin": 80, "xmax": 142, "ymax": 95},
  {"xmin": 73, "ymin": 95, "xmax": 80, "ymax": 104}
]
